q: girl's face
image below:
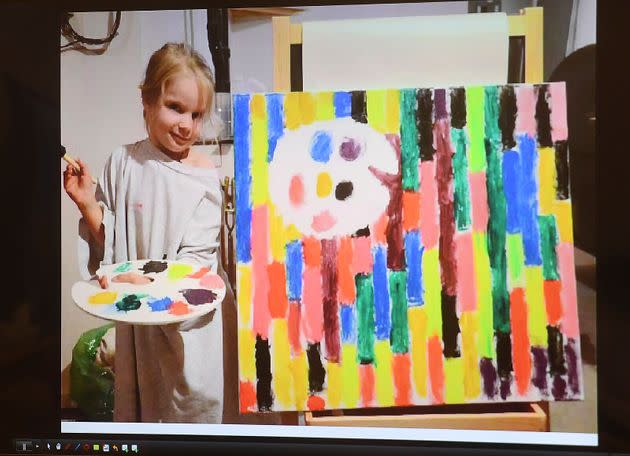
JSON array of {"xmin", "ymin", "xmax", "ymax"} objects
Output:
[{"xmin": 144, "ymin": 71, "xmax": 208, "ymax": 159}]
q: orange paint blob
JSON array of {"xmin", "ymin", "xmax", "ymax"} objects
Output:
[
  {"xmin": 337, "ymin": 236, "xmax": 355, "ymax": 304},
  {"xmin": 393, "ymin": 353, "xmax": 412, "ymax": 406},
  {"xmin": 239, "ymin": 381, "xmax": 257, "ymax": 413},
  {"xmin": 371, "ymin": 212, "xmax": 389, "ymax": 245},
  {"xmin": 359, "ymin": 364, "xmax": 375, "ymax": 407},
  {"xmin": 168, "ymin": 301, "xmax": 190, "ymax": 315},
  {"xmin": 267, "ymin": 262, "xmax": 288, "ymax": 318},
  {"xmin": 289, "ymin": 174, "xmax": 305, "ymax": 207},
  {"xmin": 510, "ymin": 288, "xmax": 531, "ymax": 396},
  {"xmin": 187, "ymin": 267, "xmax": 210, "ymax": 279},
  {"xmin": 307, "ymin": 395, "xmax": 325, "ymax": 411},
  {"xmin": 288, "ymin": 301, "xmax": 302, "ymax": 355},
  {"xmin": 402, "ymin": 191, "xmax": 421, "ymax": 232},
  {"xmin": 428, "ymin": 335, "xmax": 444, "ymax": 404},
  {"xmin": 544, "ymin": 280, "xmax": 563, "ymax": 326},
  {"xmin": 302, "ymin": 236, "xmax": 321, "ymax": 267}
]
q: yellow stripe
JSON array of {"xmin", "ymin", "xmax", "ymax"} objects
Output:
[
  {"xmin": 460, "ymin": 311, "xmax": 481, "ymax": 400},
  {"xmin": 284, "ymin": 92, "xmax": 301, "ymax": 130},
  {"xmin": 272, "ymin": 319, "xmax": 293, "ymax": 408},
  {"xmin": 473, "ymin": 232, "xmax": 494, "ymax": 358},
  {"xmin": 374, "ymin": 340, "xmax": 394, "ymax": 406},
  {"xmin": 408, "ymin": 306, "xmax": 427, "ymax": 398},
  {"xmin": 385, "ymin": 89, "xmax": 400, "ymax": 134},
  {"xmin": 238, "ymin": 328, "xmax": 256, "ymax": 382},
  {"xmin": 366, "ymin": 89, "xmax": 387, "ymax": 133},
  {"xmin": 341, "ymin": 344, "xmax": 360, "ymax": 408},
  {"xmin": 525, "ymin": 266, "xmax": 547, "ymax": 347},
  {"xmin": 299, "ymin": 92, "xmax": 316, "ymax": 125},
  {"xmin": 285, "ymin": 224, "xmax": 302, "ymax": 242},
  {"xmin": 552, "ymin": 200, "xmax": 574, "ymax": 244},
  {"xmin": 326, "ymin": 361, "xmax": 342, "ymax": 408},
  {"xmin": 251, "ymin": 94, "xmax": 268, "ymax": 205},
  {"xmin": 268, "ymin": 203, "xmax": 287, "ymax": 262},
  {"xmin": 423, "ymin": 248, "xmax": 443, "ymax": 337},
  {"xmin": 444, "ymin": 357, "xmax": 465, "ymax": 404},
  {"xmin": 538, "ymin": 147, "xmax": 556, "ymax": 215},
  {"xmin": 290, "ymin": 351, "xmax": 309, "ymax": 411},
  {"xmin": 315, "ymin": 92, "xmax": 335, "ymax": 121},
  {"xmin": 237, "ymin": 264, "xmax": 252, "ymax": 326}
]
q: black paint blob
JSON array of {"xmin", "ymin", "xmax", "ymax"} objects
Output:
[
  {"xmin": 417, "ymin": 88, "xmax": 435, "ymax": 161},
  {"xmin": 351, "ymin": 91, "xmax": 367, "ymax": 124},
  {"xmin": 353, "ymin": 226, "xmax": 370, "ymax": 238},
  {"xmin": 547, "ymin": 325, "xmax": 567, "ymax": 375},
  {"xmin": 450, "ymin": 87, "xmax": 467, "ymax": 129},
  {"xmin": 180, "ymin": 288, "xmax": 217, "ymax": 305},
  {"xmin": 480, "ymin": 357, "xmax": 498, "ymax": 399},
  {"xmin": 335, "ymin": 181, "xmax": 354, "ymax": 201},
  {"xmin": 141, "ymin": 260, "xmax": 168, "ymax": 274},
  {"xmin": 115, "ymin": 294, "xmax": 142, "ymax": 312},
  {"xmin": 255, "ymin": 336, "xmax": 273, "ymax": 411},
  {"xmin": 441, "ymin": 292, "xmax": 461, "ymax": 358},
  {"xmin": 496, "ymin": 330, "xmax": 514, "ymax": 379},
  {"xmin": 535, "ymin": 84, "xmax": 553, "ymax": 147},
  {"xmin": 499, "ymin": 85, "xmax": 517, "ymax": 150},
  {"xmin": 306, "ymin": 343, "xmax": 326, "ymax": 393},
  {"xmin": 554, "ymin": 140, "xmax": 570, "ymax": 200}
]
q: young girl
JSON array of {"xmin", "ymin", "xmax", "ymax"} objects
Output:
[{"xmin": 63, "ymin": 43, "xmax": 238, "ymax": 423}]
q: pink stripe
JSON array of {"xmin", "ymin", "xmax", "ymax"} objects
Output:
[
  {"xmin": 352, "ymin": 236, "xmax": 373, "ymax": 274},
  {"xmin": 302, "ymin": 266, "xmax": 323, "ymax": 343},
  {"xmin": 419, "ymin": 161, "xmax": 439, "ymax": 249},
  {"xmin": 557, "ymin": 242, "xmax": 579, "ymax": 338},
  {"xmin": 469, "ymin": 172, "xmax": 489, "ymax": 231},
  {"xmin": 549, "ymin": 83, "xmax": 568, "ymax": 142},
  {"xmin": 516, "ymin": 86, "xmax": 537, "ymax": 137},
  {"xmin": 251, "ymin": 205, "xmax": 270, "ymax": 339},
  {"xmin": 455, "ymin": 231, "xmax": 477, "ymax": 313}
]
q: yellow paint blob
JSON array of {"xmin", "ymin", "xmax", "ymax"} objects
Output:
[
  {"xmin": 525, "ymin": 266, "xmax": 547, "ymax": 347},
  {"xmin": 408, "ymin": 306, "xmax": 427, "ymax": 397},
  {"xmin": 444, "ymin": 357, "xmax": 465, "ymax": 404},
  {"xmin": 88, "ymin": 291, "xmax": 117, "ymax": 305},
  {"xmin": 460, "ymin": 311, "xmax": 481, "ymax": 400},
  {"xmin": 341, "ymin": 344, "xmax": 360, "ymax": 408},
  {"xmin": 238, "ymin": 328, "xmax": 256, "ymax": 382},
  {"xmin": 291, "ymin": 351, "xmax": 309, "ymax": 411},
  {"xmin": 326, "ymin": 361, "xmax": 342, "ymax": 408},
  {"xmin": 167, "ymin": 263, "xmax": 193, "ymax": 280},
  {"xmin": 374, "ymin": 340, "xmax": 394, "ymax": 407},
  {"xmin": 272, "ymin": 319, "xmax": 293, "ymax": 408},
  {"xmin": 237, "ymin": 265, "xmax": 252, "ymax": 326},
  {"xmin": 316, "ymin": 172, "xmax": 333, "ymax": 198}
]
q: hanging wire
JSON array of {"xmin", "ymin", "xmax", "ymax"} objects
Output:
[{"xmin": 60, "ymin": 12, "xmax": 121, "ymax": 50}]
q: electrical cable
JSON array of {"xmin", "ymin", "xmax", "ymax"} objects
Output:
[{"xmin": 60, "ymin": 11, "xmax": 121, "ymax": 49}]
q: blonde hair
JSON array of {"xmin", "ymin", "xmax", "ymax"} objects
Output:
[{"xmin": 140, "ymin": 42, "xmax": 215, "ymax": 117}]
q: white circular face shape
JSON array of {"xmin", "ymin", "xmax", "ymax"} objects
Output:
[{"xmin": 268, "ymin": 117, "xmax": 397, "ymax": 239}]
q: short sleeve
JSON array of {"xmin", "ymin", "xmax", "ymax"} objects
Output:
[{"xmin": 176, "ymin": 196, "xmax": 222, "ymax": 271}]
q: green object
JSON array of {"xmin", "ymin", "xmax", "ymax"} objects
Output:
[{"xmin": 70, "ymin": 323, "xmax": 115, "ymax": 421}]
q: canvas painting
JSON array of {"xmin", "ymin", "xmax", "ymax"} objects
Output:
[{"xmin": 233, "ymin": 83, "xmax": 582, "ymax": 413}]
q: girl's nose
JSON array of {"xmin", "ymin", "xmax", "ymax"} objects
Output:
[{"xmin": 179, "ymin": 115, "xmax": 193, "ymax": 136}]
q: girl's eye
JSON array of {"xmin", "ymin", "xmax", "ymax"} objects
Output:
[{"xmin": 168, "ymin": 104, "xmax": 182, "ymax": 113}]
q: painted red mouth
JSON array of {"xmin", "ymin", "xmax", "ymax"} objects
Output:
[{"xmin": 311, "ymin": 210, "xmax": 337, "ymax": 232}]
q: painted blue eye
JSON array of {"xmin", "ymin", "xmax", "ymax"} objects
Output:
[{"xmin": 310, "ymin": 130, "xmax": 333, "ymax": 163}]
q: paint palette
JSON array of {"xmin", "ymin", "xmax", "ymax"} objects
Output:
[{"xmin": 71, "ymin": 260, "xmax": 226, "ymax": 325}]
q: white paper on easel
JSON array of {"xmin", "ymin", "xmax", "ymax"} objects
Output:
[{"xmin": 302, "ymin": 13, "xmax": 509, "ymax": 91}]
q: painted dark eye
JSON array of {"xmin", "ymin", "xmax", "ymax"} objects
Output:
[
  {"xmin": 335, "ymin": 181, "xmax": 353, "ymax": 201},
  {"xmin": 339, "ymin": 138, "xmax": 361, "ymax": 161}
]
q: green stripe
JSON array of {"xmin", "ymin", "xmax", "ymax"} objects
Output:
[
  {"xmin": 452, "ymin": 128, "xmax": 472, "ymax": 231},
  {"xmin": 356, "ymin": 273, "xmax": 375, "ymax": 363},
  {"xmin": 539, "ymin": 215, "xmax": 560, "ymax": 280},
  {"xmin": 400, "ymin": 89, "xmax": 419, "ymax": 191},
  {"xmin": 389, "ymin": 271, "xmax": 409, "ymax": 354}
]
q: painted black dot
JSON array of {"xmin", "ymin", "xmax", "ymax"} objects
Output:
[{"xmin": 335, "ymin": 181, "xmax": 353, "ymax": 201}]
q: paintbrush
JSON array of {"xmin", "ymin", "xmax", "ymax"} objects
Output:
[{"xmin": 61, "ymin": 145, "xmax": 97, "ymax": 184}]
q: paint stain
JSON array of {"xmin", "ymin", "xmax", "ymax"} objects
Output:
[
  {"xmin": 565, "ymin": 338, "xmax": 581, "ymax": 396},
  {"xmin": 115, "ymin": 294, "xmax": 142, "ymax": 312},
  {"xmin": 417, "ymin": 88, "xmax": 435, "ymax": 161},
  {"xmin": 307, "ymin": 395, "xmax": 325, "ymax": 411},
  {"xmin": 187, "ymin": 267, "xmax": 210, "ymax": 279},
  {"xmin": 340, "ymin": 137, "xmax": 362, "ymax": 161},
  {"xmin": 289, "ymin": 174, "xmax": 305, "ymax": 207},
  {"xmin": 114, "ymin": 262, "xmax": 132, "ymax": 273},
  {"xmin": 148, "ymin": 296, "xmax": 173, "ymax": 312},
  {"xmin": 500, "ymin": 377, "xmax": 512, "ymax": 400},
  {"xmin": 200, "ymin": 273, "xmax": 225, "ymax": 289},
  {"xmin": 554, "ymin": 140, "xmax": 570, "ymax": 200},
  {"xmin": 531, "ymin": 346, "xmax": 549, "ymax": 395},
  {"xmin": 140, "ymin": 260, "xmax": 168, "ymax": 274},
  {"xmin": 335, "ymin": 181, "xmax": 353, "ymax": 201},
  {"xmin": 306, "ymin": 342, "xmax": 326, "ymax": 393},
  {"xmin": 88, "ymin": 291, "xmax": 117, "ymax": 305},
  {"xmin": 255, "ymin": 335, "xmax": 273, "ymax": 411},
  {"xmin": 167, "ymin": 263, "xmax": 194, "ymax": 280},
  {"xmin": 547, "ymin": 325, "xmax": 567, "ymax": 376},
  {"xmin": 552, "ymin": 374, "xmax": 567, "ymax": 400},
  {"xmin": 480, "ymin": 357, "xmax": 498, "ymax": 399},
  {"xmin": 168, "ymin": 300, "xmax": 190, "ymax": 315},
  {"xmin": 180, "ymin": 288, "xmax": 217, "ymax": 305}
]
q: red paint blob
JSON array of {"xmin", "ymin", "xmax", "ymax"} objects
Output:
[
  {"xmin": 187, "ymin": 267, "xmax": 210, "ymax": 279},
  {"xmin": 510, "ymin": 288, "xmax": 531, "ymax": 396},
  {"xmin": 168, "ymin": 301, "xmax": 190, "ymax": 315},
  {"xmin": 393, "ymin": 353, "xmax": 412, "ymax": 406},
  {"xmin": 359, "ymin": 364, "xmax": 375, "ymax": 407},
  {"xmin": 239, "ymin": 381, "xmax": 257, "ymax": 413},
  {"xmin": 267, "ymin": 262, "xmax": 288, "ymax": 318},
  {"xmin": 307, "ymin": 395, "xmax": 325, "ymax": 411},
  {"xmin": 289, "ymin": 174, "xmax": 305, "ymax": 207}
]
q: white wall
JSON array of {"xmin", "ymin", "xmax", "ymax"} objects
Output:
[{"xmin": 572, "ymin": 0, "xmax": 597, "ymax": 52}]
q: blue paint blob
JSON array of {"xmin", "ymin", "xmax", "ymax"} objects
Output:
[
  {"xmin": 518, "ymin": 134, "xmax": 543, "ymax": 266},
  {"xmin": 267, "ymin": 93, "xmax": 284, "ymax": 162},
  {"xmin": 404, "ymin": 230, "xmax": 424, "ymax": 306},
  {"xmin": 148, "ymin": 297, "xmax": 173, "ymax": 312},
  {"xmin": 234, "ymin": 94, "xmax": 252, "ymax": 263},
  {"xmin": 310, "ymin": 130, "xmax": 333, "ymax": 163},
  {"xmin": 286, "ymin": 240, "xmax": 303, "ymax": 301},
  {"xmin": 340, "ymin": 304, "xmax": 356, "ymax": 343},
  {"xmin": 372, "ymin": 245, "xmax": 390, "ymax": 341},
  {"xmin": 502, "ymin": 149, "xmax": 521, "ymax": 234},
  {"xmin": 334, "ymin": 92, "xmax": 352, "ymax": 118}
]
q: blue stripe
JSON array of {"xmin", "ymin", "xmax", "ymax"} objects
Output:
[
  {"xmin": 234, "ymin": 94, "xmax": 252, "ymax": 263},
  {"xmin": 286, "ymin": 240, "xmax": 303, "ymax": 301},
  {"xmin": 518, "ymin": 134, "xmax": 543, "ymax": 265},
  {"xmin": 334, "ymin": 91, "xmax": 352, "ymax": 118},
  {"xmin": 266, "ymin": 93, "xmax": 284, "ymax": 162},
  {"xmin": 340, "ymin": 304, "xmax": 356, "ymax": 344},
  {"xmin": 372, "ymin": 245, "xmax": 390, "ymax": 340},
  {"xmin": 404, "ymin": 230, "xmax": 423, "ymax": 306},
  {"xmin": 502, "ymin": 149, "xmax": 521, "ymax": 234}
]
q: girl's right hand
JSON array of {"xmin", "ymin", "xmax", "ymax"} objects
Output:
[{"xmin": 63, "ymin": 158, "xmax": 96, "ymax": 209}]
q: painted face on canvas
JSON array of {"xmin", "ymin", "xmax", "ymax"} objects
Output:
[
  {"xmin": 268, "ymin": 117, "xmax": 398, "ymax": 239},
  {"xmin": 144, "ymin": 71, "xmax": 208, "ymax": 157}
]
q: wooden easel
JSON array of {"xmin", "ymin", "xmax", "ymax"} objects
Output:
[{"xmin": 269, "ymin": 7, "xmax": 549, "ymax": 431}]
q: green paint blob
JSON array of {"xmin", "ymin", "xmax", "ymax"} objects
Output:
[
  {"xmin": 466, "ymin": 86, "xmax": 487, "ymax": 172},
  {"xmin": 168, "ymin": 263, "xmax": 194, "ymax": 280},
  {"xmin": 355, "ymin": 274, "xmax": 375, "ymax": 364},
  {"xmin": 506, "ymin": 233, "xmax": 525, "ymax": 287},
  {"xmin": 400, "ymin": 88, "xmax": 419, "ymax": 191},
  {"xmin": 115, "ymin": 294, "xmax": 142, "ymax": 312},
  {"xmin": 451, "ymin": 128, "xmax": 472, "ymax": 231},
  {"xmin": 389, "ymin": 271, "xmax": 409, "ymax": 354},
  {"xmin": 539, "ymin": 215, "xmax": 560, "ymax": 280},
  {"xmin": 114, "ymin": 262, "xmax": 133, "ymax": 273}
]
